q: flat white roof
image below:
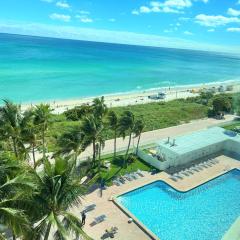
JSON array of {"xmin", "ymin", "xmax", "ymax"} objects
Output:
[{"xmin": 157, "ymin": 127, "xmax": 240, "ymax": 155}]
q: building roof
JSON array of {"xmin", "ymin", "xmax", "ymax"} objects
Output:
[{"xmin": 157, "ymin": 127, "xmax": 240, "ymax": 155}]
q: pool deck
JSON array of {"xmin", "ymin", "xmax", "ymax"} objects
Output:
[{"xmin": 75, "ymin": 155, "xmax": 240, "ymax": 240}]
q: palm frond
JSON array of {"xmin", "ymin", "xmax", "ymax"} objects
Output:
[
  {"xmin": 0, "ymin": 233, "xmax": 7, "ymax": 240},
  {"xmin": 0, "ymin": 207, "xmax": 30, "ymax": 238},
  {"xmin": 61, "ymin": 212, "xmax": 93, "ymax": 240}
]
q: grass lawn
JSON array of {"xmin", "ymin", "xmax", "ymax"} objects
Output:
[
  {"xmin": 223, "ymin": 121, "xmax": 240, "ymax": 131},
  {"xmin": 47, "ymin": 99, "xmax": 208, "ymax": 151},
  {"xmin": 98, "ymin": 154, "xmax": 155, "ymax": 186}
]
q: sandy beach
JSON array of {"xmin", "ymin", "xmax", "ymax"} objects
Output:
[{"xmin": 21, "ymin": 80, "xmax": 240, "ymax": 114}]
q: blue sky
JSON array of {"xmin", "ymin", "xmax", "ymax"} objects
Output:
[{"xmin": 0, "ymin": 0, "xmax": 240, "ymax": 52}]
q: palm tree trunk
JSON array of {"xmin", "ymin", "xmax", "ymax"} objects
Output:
[
  {"xmin": 32, "ymin": 145, "xmax": 36, "ymax": 168},
  {"xmin": 98, "ymin": 143, "xmax": 103, "ymax": 197},
  {"xmin": 114, "ymin": 129, "xmax": 117, "ymax": 159},
  {"xmin": 42, "ymin": 128, "xmax": 45, "ymax": 158},
  {"xmin": 92, "ymin": 139, "xmax": 96, "ymax": 166},
  {"xmin": 124, "ymin": 132, "xmax": 132, "ymax": 167},
  {"xmin": 12, "ymin": 138, "xmax": 18, "ymax": 158},
  {"xmin": 44, "ymin": 222, "xmax": 52, "ymax": 240},
  {"xmin": 136, "ymin": 133, "xmax": 141, "ymax": 155},
  {"xmin": 98, "ymin": 143, "xmax": 101, "ymax": 175},
  {"xmin": 74, "ymin": 152, "xmax": 78, "ymax": 166}
]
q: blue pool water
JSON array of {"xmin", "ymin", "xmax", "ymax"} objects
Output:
[{"xmin": 117, "ymin": 170, "xmax": 240, "ymax": 240}]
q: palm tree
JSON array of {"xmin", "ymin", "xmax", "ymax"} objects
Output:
[
  {"xmin": 118, "ymin": 111, "xmax": 135, "ymax": 167},
  {"xmin": 133, "ymin": 119, "xmax": 145, "ymax": 154},
  {"xmin": 33, "ymin": 157, "xmax": 91, "ymax": 240},
  {"xmin": 92, "ymin": 96, "xmax": 108, "ymax": 120},
  {"xmin": 0, "ymin": 100, "xmax": 31, "ymax": 160},
  {"xmin": 33, "ymin": 104, "xmax": 52, "ymax": 159},
  {"xmin": 21, "ymin": 110, "xmax": 40, "ymax": 167},
  {"xmin": 107, "ymin": 110, "xmax": 118, "ymax": 159},
  {"xmin": 0, "ymin": 100, "xmax": 22, "ymax": 158},
  {"xmin": 22, "ymin": 126, "xmax": 38, "ymax": 167},
  {"xmin": 96, "ymin": 135, "xmax": 106, "ymax": 197},
  {"xmin": 0, "ymin": 154, "xmax": 36, "ymax": 240},
  {"xmin": 81, "ymin": 115, "xmax": 103, "ymax": 167},
  {"xmin": 57, "ymin": 127, "xmax": 89, "ymax": 165},
  {"xmin": 96, "ymin": 135, "xmax": 105, "ymax": 176}
]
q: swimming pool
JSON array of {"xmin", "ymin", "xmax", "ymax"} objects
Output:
[{"xmin": 117, "ymin": 170, "xmax": 240, "ymax": 240}]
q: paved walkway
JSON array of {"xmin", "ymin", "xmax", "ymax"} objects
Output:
[{"xmin": 80, "ymin": 115, "xmax": 236, "ymax": 159}]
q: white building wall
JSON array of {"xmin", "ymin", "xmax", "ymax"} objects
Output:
[
  {"xmin": 136, "ymin": 149, "xmax": 170, "ymax": 170},
  {"xmin": 141, "ymin": 139, "xmax": 240, "ymax": 171}
]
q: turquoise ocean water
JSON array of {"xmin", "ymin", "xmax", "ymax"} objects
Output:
[{"xmin": 0, "ymin": 33, "xmax": 240, "ymax": 103}]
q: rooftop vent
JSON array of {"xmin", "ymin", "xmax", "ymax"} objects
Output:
[
  {"xmin": 171, "ymin": 139, "xmax": 176, "ymax": 147},
  {"xmin": 165, "ymin": 137, "xmax": 170, "ymax": 144}
]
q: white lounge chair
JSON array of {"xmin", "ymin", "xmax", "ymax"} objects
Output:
[
  {"xmin": 124, "ymin": 174, "xmax": 133, "ymax": 181},
  {"xmin": 113, "ymin": 180, "xmax": 121, "ymax": 186},
  {"xmin": 136, "ymin": 169, "xmax": 144, "ymax": 177},
  {"xmin": 173, "ymin": 173, "xmax": 183, "ymax": 179},
  {"xmin": 84, "ymin": 204, "xmax": 96, "ymax": 213},
  {"xmin": 130, "ymin": 173, "xmax": 138, "ymax": 179},
  {"xmin": 91, "ymin": 214, "xmax": 107, "ymax": 226}
]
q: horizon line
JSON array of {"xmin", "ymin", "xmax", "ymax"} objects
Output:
[{"xmin": 0, "ymin": 21, "xmax": 240, "ymax": 55}]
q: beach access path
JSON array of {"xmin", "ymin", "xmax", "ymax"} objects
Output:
[{"xmin": 79, "ymin": 114, "xmax": 236, "ymax": 160}]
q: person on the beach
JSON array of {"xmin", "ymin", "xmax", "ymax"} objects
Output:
[{"xmin": 81, "ymin": 211, "xmax": 86, "ymax": 226}]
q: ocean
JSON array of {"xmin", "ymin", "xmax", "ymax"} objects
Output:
[{"xmin": 0, "ymin": 33, "xmax": 240, "ymax": 103}]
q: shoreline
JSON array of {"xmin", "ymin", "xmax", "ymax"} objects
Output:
[{"xmin": 21, "ymin": 80, "xmax": 240, "ymax": 114}]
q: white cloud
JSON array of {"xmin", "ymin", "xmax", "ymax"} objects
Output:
[
  {"xmin": 134, "ymin": 0, "xmax": 208, "ymax": 15},
  {"xmin": 227, "ymin": 27, "xmax": 240, "ymax": 32},
  {"xmin": 179, "ymin": 17, "xmax": 190, "ymax": 21},
  {"xmin": 56, "ymin": 1, "xmax": 70, "ymax": 9},
  {"xmin": 184, "ymin": 30, "xmax": 193, "ymax": 35},
  {"xmin": 164, "ymin": 23, "xmax": 179, "ymax": 33},
  {"xmin": 208, "ymin": 28, "xmax": 215, "ymax": 32},
  {"xmin": 227, "ymin": 8, "xmax": 240, "ymax": 17},
  {"xmin": 81, "ymin": 18, "xmax": 93, "ymax": 23},
  {"xmin": 135, "ymin": 0, "xmax": 192, "ymax": 15},
  {"xmin": 75, "ymin": 15, "xmax": 93, "ymax": 23},
  {"xmin": 132, "ymin": 10, "xmax": 140, "ymax": 15},
  {"xmin": 161, "ymin": 6, "xmax": 182, "ymax": 13},
  {"xmin": 139, "ymin": 6, "xmax": 152, "ymax": 13},
  {"xmin": 50, "ymin": 13, "xmax": 71, "ymax": 22},
  {"xmin": 238, "ymin": 0, "xmax": 240, "ymax": 4},
  {"xmin": 109, "ymin": 18, "xmax": 116, "ymax": 22},
  {"xmin": 1, "ymin": 21, "xmax": 240, "ymax": 55},
  {"xmin": 162, "ymin": 0, "xmax": 192, "ymax": 9},
  {"xmin": 195, "ymin": 14, "xmax": 240, "ymax": 27},
  {"xmin": 78, "ymin": 10, "xmax": 90, "ymax": 15}
]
